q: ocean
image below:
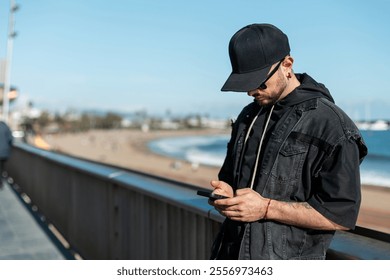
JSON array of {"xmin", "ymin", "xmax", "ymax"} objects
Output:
[{"xmin": 148, "ymin": 130, "xmax": 390, "ymax": 188}]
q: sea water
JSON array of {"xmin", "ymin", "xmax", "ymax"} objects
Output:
[{"xmin": 148, "ymin": 130, "xmax": 390, "ymax": 188}]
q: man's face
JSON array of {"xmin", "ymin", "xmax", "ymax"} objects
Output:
[{"xmin": 247, "ymin": 62, "xmax": 288, "ymax": 106}]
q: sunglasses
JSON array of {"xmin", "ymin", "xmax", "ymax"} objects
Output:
[{"xmin": 258, "ymin": 59, "xmax": 284, "ymax": 90}]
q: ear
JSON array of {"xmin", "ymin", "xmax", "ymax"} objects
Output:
[
  {"xmin": 282, "ymin": 56, "xmax": 294, "ymax": 69},
  {"xmin": 281, "ymin": 56, "xmax": 294, "ymax": 78}
]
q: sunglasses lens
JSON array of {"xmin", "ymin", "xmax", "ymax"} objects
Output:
[{"xmin": 257, "ymin": 59, "xmax": 283, "ymax": 91}]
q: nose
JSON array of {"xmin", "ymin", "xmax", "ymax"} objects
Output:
[{"xmin": 247, "ymin": 89, "xmax": 258, "ymax": 97}]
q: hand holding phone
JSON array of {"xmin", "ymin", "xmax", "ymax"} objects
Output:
[{"xmin": 196, "ymin": 190, "xmax": 228, "ymax": 201}]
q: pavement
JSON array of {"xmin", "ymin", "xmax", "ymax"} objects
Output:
[{"xmin": 0, "ymin": 177, "xmax": 66, "ymax": 260}]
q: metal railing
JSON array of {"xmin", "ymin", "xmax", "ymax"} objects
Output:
[{"xmin": 6, "ymin": 142, "xmax": 390, "ymax": 260}]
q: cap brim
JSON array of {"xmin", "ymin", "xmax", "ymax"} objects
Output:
[{"xmin": 221, "ymin": 66, "xmax": 271, "ymax": 92}]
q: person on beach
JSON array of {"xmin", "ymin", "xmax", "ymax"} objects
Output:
[{"xmin": 209, "ymin": 23, "xmax": 367, "ymax": 259}]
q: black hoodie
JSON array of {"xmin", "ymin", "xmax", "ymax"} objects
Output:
[{"xmin": 278, "ymin": 73, "xmax": 334, "ymax": 107}]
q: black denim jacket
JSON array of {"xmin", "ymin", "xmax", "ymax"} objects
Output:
[{"xmin": 213, "ymin": 82, "xmax": 367, "ymax": 259}]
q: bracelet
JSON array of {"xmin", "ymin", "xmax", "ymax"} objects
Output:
[{"xmin": 264, "ymin": 199, "xmax": 272, "ymax": 220}]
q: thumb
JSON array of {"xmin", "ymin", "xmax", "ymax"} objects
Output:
[
  {"xmin": 210, "ymin": 180, "xmax": 225, "ymax": 189},
  {"xmin": 210, "ymin": 180, "xmax": 233, "ymax": 193}
]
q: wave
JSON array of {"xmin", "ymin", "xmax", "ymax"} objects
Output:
[
  {"xmin": 365, "ymin": 154, "xmax": 390, "ymax": 161},
  {"xmin": 148, "ymin": 135, "xmax": 228, "ymax": 167},
  {"xmin": 148, "ymin": 135, "xmax": 390, "ymax": 188},
  {"xmin": 360, "ymin": 171, "xmax": 390, "ymax": 187}
]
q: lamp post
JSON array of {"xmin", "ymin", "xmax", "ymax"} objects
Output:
[{"xmin": 2, "ymin": 0, "xmax": 18, "ymax": 124}]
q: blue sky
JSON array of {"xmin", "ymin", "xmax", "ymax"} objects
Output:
[{"xmin": 1, "ymin": 0, "xmax": 390, "ymax": 120}]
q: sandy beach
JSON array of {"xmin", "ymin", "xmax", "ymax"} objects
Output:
[{"xmin": 43, "ymin": 128, "xmax": 390, "ymax": 234}]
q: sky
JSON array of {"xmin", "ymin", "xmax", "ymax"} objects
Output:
[{"xmin": 1, "ymin": 0, "xmax": 390, "ymax": 120}]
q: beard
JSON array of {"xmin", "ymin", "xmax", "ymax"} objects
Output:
[{"xmin": 254, "ymin": 70, "xmax": 288, "ymax": 106}]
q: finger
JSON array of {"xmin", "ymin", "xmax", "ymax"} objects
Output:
[
  {"xmin": 235, "ymin": 188, "xmax": 256, "ymax": 196},
  {"xmin": 213, "ymin": 196, "xmax": 239, "ymax": 207},
  {"xmin": 222, "ymin": 209, "xmax": 243, "ymax": 220},
  {"xmin": 210, "ymin": 179, "xmax": 230, "ymax": 187},
  {"xmin": 210, "ymin": 180, "xmax": 232, "ymax": 194}
]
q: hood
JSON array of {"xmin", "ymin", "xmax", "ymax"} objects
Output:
[
  {"xmin": 296, "ymin": 73, "xmax": 334, "ymax": 103},
  {"xmin": 278, "ymin": 73, "xmax": 334, "ymax": 107}
]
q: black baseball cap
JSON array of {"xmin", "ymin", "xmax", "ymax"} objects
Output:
[{"xmin": 221, "ymin": 24, "xmax": 290, "ymax": 92}]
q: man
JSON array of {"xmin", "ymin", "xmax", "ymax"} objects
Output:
[{"xmin": 209, "ymin": 23, "xmax": 367, "ymax": 259}]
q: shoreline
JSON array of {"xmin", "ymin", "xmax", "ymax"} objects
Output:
[{"xmin": 43, "ymin": 128, "xmax": 390, "ymax": 234}]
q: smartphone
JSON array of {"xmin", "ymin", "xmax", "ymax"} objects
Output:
[{"xmin": 196, "ymin": 190, "xmax": 228, "ymax": 201}]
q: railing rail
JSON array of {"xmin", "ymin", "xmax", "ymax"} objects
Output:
[{"xmin": 6, "ymin": 141, "xmax": 390, "ymax": 260}]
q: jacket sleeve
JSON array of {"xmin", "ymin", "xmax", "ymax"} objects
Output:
[{"xmin": 307, "ymin": 138, "xmax": 363, "ymax": 229}]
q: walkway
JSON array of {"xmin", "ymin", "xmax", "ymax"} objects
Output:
[{"xmin": 0, "ymin": 178, "xmax": 66, "ymax": 259}]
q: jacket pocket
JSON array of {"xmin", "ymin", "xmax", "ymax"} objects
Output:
[
  {"xmin": 267, "ymin": 139, "xmax": 308, "ymax": 200},
  {"xmin": 271, "ymin": 138, "xmax": 308, "ymax": 181}
]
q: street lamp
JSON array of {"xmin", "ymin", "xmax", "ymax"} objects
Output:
[{"xmin": 2, "ymin": 0, "xmax": 19, "ymax": 124}]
